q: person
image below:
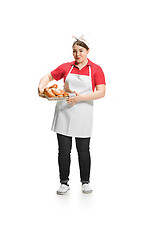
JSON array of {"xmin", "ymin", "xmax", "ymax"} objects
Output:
[{"xmin": 38, "ymin": 35, "xmax": 106, "ymax": 195}]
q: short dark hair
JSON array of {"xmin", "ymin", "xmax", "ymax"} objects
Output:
[{"xmin": 72, "ymin": 40, "xmax": 89, "ymax": 50}]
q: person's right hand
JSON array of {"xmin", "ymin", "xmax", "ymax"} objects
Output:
[{"xmin": 38, "ymin": 88, "xmax": 45, "ymax": 97}]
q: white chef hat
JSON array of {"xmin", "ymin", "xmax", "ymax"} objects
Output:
[{"xmin": 72, "ymin": 34, "xmax": 90, "ymax": 49}]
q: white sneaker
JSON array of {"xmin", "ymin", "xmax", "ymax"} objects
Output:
[
  {"xmin": 56, "ymin": 184, "xmax": 70, "ymax": 195},
  {"xmin": 82, "ymin": 184, "xmax": 93, "ymax": 194}
]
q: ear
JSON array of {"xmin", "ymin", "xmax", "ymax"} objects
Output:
[{"xmin": 87, "ymin": 49, "xmax": 90, "ymax": 54}]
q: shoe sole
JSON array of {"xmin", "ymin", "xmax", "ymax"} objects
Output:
[
  {"xmin": 56, "ymin": 188, "xmax": 70, "ymax": 195},
  {"xmin": 82, "ymin": 190, "xmax": 93, "ymax": 194}
]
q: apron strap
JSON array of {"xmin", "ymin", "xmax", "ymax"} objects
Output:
[
  {"xmin": 68, "ymin": 65, "xmax": 91, "ymax": 76},
  {"xmin": 89, "ymin": 66, "xmax": 91, "ymax": 77},
  {"xmin": 69, "ymin": 65, "xmax": 74, "ymax": 74}
]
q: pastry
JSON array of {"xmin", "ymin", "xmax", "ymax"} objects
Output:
[
  {"xmin": 49, "ymin": 84, "xmax": 58, "ymax": 89},
  {"xmin": 43, "ymin": 85, "xmax": 69, "ymax": 98},
  {"xmin": 44, "ymin": 88, "xmax": 55, "ymax": 98}
]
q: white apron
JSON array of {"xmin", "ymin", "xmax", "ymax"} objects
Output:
[{"xmin": 51, "ymin": 65, "xmax": 93, "ymax": 137}]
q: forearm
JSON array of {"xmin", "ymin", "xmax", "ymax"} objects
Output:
[
  {"xmin": 81, "ymin": 90, "xmax": 105, "ymax": 101},
  {"xmin": 38, "ymin": 73, "xmax": 52, "ymax": 90}
]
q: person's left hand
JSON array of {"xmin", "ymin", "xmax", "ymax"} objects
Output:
[{"xmin": 66, "ymin": 91, "xmax": 83, "ymax": 106}]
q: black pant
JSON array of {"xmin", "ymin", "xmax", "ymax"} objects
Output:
[{"xmin": 57, "ymin": 133, "xmax": 91, "ymax": 185}]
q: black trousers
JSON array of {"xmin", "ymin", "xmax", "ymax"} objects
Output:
[{"xmin": 57, "ymin": 133, "xmax": 91, "ymax": 185}]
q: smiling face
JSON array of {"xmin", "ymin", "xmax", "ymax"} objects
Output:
[{"xmin": 73, "ymin": 44, "xmax": 89, "ymax": 64}]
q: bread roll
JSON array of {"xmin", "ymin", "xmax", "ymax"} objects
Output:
[
  {"xmin": 44, "ymin": 88, "xmax": 55, "ymax": 98},
  {"xmin": 43, "ymin": 85, "xmax": 69, "ymax": 98}
]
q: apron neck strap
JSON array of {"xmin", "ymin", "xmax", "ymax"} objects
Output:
[
  {"xmin": 69, "ymin": 65, "xmax": 74, "ymax": 74},
  {"xmin": 89, "ymin": 65, "xmax": 91, "ymax": 77},
  {"xmin": 69, "ymin": 65, "xmax": 91, "ymax": 76}
]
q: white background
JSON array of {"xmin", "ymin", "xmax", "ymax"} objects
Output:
[{"xmin": 0, "ymin": 0, "xmax": 160, "ymax": 239}]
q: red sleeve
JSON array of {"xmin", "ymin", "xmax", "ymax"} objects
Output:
[
  {"xmin": 51, "ymin": 63, "xmax": 67, "ymax": 81},
  {"xmin": 94, "ymin": 66, "xmax": 106, "ymax": 86}
]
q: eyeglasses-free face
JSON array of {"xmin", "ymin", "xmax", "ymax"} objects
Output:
[{"xmin": 73, "ymin": 44, "xmax": 89, "ymax": 65}]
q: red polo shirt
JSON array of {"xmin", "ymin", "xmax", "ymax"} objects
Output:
[{"xmin": 51, "ymin": 58, "xmax": 106, "ymax": 92}]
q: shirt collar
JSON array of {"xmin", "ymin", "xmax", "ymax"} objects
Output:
[{"xmin": 70, "ymin": 58, "xmax": 91, "ymax": 66}]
